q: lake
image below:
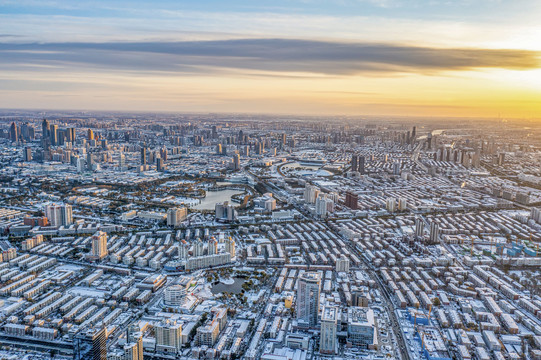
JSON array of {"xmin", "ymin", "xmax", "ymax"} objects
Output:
[
  {"xmin": 281, "ymin": 162, "xmax": 321, "ymax": 170},
  {"xmin": 193, "ymin": 189, "xmax": 245, "ymax": 210},
  {"xmin": 211, "ymin": 277, "xmax": 245, "ymax": 294}
]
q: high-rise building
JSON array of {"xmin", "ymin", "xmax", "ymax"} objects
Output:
[
  {"xmin": 347, "ymin": 307, "xmax": 376, "ymax": 347},
  {"xmin": 288, "ymin": 137, "xmax": 296, "ymax": 148},
  {"xmin": 410, "ymin": 126, "xmax": 417, "ymax": 145},
  {"xmin": 351, "ymin": 289, "xmax": 369, "ymax": 307},
  {"xmin": 336, "ymin": 255, "xmax": 350, "ymax": 272},
  {"xmin": 215, "ymin": 202, "xmax": 226, "ymax": 220},
  {"xmin": 9, "ymin": 122, "xmax": 19, "ymax": 142},
  {"xmin": 498, "ymin": 152, "xmax": 505, "ymax": 166},
  {"xmin": 232, "ymin": 153, "xmax": 240, "ymax": 171},
  {"xmin": 237, "ymin": 130, "xmax": 244, "ymax": 144},
  {"xmin": 119, "ymin": 152, "xmax": 126, "ymax": 170},
  {"xmin": 296, "ymin": 272, "xmax": 321, "ymax": 327},
  {"xmin": 429, "ymin": 222, "xmax": 439, "ymax": 244},
  {"xmin": 56, "ymin": 128, "xmax": 66, "ymax": 146},
  {"xmin": 358, "ymin": 155, "xmax": 365, "ymax": 174},
  {"xmin": 415, "ymin": 217, "xmax": 424, "ymax": 238},
  {"xmin": 87, "ymin": 129, "xmax": 95, "ymax": 141},
  {"xmin": 197, "ymin": 322, "xmax": 220, "ymax": 347},
  {"xmin": 74, "ymin": 327, "xmax": 107, "ymax": 360},
  {"xmin": 351, "ymin": 154, "xmax": 358, "ymax": 172},
  {"xmin": 255, "ymin": 141, "xmax": 263, "ymax": 155},
  {"xmin": 140, "ymin": 147, "xmax": 147, "ymax": 166},
  {"xmin": 393, "ymin": 161, "xmax": 400, "ymax": 175},
  {"xmin": 472, "ymin": 150, "xmax": 481, "ymax": 168},
  {"xmin": 50, "ymin": 124, "xmax": 58, "ymax": 146},
  {"xmin": 23, "ymin": 147, "xmax": 32, "ymax": 162},
  {"xmin": 351, "ymin": 154, "xmax": 365, "ymax": 173},
  {"xmin": 345, "ymin": 191, "xmax": 358, "ymax": 210},
  {"xmin": 160, "ymin": 147, "xmax": 168, "ymax": 161},
  {"xmin": 398, "ymin": 198, "xmax": 408, "ymax": 211},
  {"xmin": 156, "ymin": 157, "xmax": 165, "ymax": 171},
  {"xmin": 178, "ymin": 240, "xmax": 189, "ymax": 260},
  {"xmin": 226, "ymin": 203, "xmax": 237, "ymax": 222},
  {"xmin": 193, "ymin": 238, "xmax": 205, "ymax": 257},
  {"xmin": 87, "ymin": 153, "xmax": 94, "ymax": 171},
  {"xmin": 167, "ymin": 207, "xmax": 187, "ymax": 227},
  {"xmin": 63, "ymin": 149, "xmax": 72, "ymax": 163},
  {"xmin": 41, "ymin": 119, "xmax": 50, "ymax": 149},
  {"xmin": 66, "ymin": 127, "xmax": 76, "ymax": 143},
  {"xmin": 304, "ymin": 184, "xmax": 320, "ymax": 204},
  {"xmin": 531, "ymin": 208, "xmax": 541, "ymax": 224},
  {"xmin": 315, "ymin": 194, "xmax": 328, "ymax": 218},
  {"xmin": 315, "ymin": 194, "xmax": 334, "ymax": 218},
  {"xmin": 20, "ymin": 122, "xmax": 34, "ymax": 141},
  {"xmin": 241, "ymin": 145, "xmax": 250, "ymax": 156},
  {"xmin": 208, "ymin": 239, "xmax": 217, "ymax": 255},
  {"xmin": 45, "ymin": 203, "xmax": 73, "ymax": 227},
  {"xmin": 155, "ymin": 320, "xmax": 182, "ymax": 353},
  {"xmin": 215, "ymin": 202, "xmax": 237, "ymax": 222},
  {"xmin": 147, "ymin": 149, "xmax": 155, "ymax": 165},
  {"xmin": 92, "ymin": 231, "xmax": 108, "ymax": 259},
  {"xmin": 458, "ymin": 148, "xmax": 468, "ymax": 164},
  {"xmin": 124, "ymin": 334, "xmax": 143, "ymax": 360},
  {"xmin": 320, "ymin": 306, "xmax": 338, "ymax": 354},
  {"xmin": 225, "ymin": 237, "xmax": 235, "ymax": 257},
  {"xmin": 77, "ymin": 157, "xmax": 86, "ymax": 173},
  {"xmin": 386, "ymin": 198, "xmax": 397, "ymax": 213}
]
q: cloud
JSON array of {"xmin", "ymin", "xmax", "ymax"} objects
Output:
[
  {"xmin": 0, "ymin": 39, "xmax": 539, "ymax": 77},
  {"xmin": 2, "ymin": 10, "xmax": 541, "ymax": 53}
]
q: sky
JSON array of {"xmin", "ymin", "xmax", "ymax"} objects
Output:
[{"xmin": 0, "ymin": 0, "xmax": 540, "ymax": 118}]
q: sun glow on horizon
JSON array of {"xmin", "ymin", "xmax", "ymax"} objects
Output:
[{"xmin": 0, "ymin": 0, "xmax": 540, "ymax": 118}]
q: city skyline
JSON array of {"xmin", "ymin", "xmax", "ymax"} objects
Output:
[
  {"xmin": 1, "ymin": 0, "xmax": 541, "ymax": 118},
  {"xmin": 0, "ymin": 108, "xmax": 540, "ymax": 359}
]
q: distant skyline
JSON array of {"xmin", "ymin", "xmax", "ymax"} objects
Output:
[{"xmin": 1, "ymin": 0, "xmax": 540, "ymax": 118}]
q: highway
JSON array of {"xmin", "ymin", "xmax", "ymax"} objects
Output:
[{"xmin": 334, "ymin": 229, "xmax": 411, "ymax": 360}]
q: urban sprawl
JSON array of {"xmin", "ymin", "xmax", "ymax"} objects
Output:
[{"xmin": 0, "ymin": 111, "xmax": 540, "ymax": 360}]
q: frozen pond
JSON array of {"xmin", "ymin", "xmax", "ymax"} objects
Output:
[
  {"xmin": 193, "ymin": 189, "xmax": 245, "ymax": 210},
  {"xmin": 211, "ymin": 277, "xmax": 245, "ymax": 294},
  {"xmin": 281, "ymin": 162, "xmax": 321, "ymax": 170}
]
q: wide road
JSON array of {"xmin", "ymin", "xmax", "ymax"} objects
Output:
[{"xmin": 333, "ymin": 230, "xmax": 411, "ymax": 360}]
